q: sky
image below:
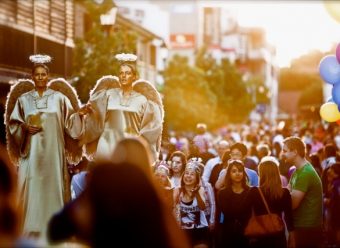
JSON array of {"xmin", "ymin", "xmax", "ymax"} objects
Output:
[{"xmin": 204, "ymin": 1, "xmax": 340, "ymax": 67}]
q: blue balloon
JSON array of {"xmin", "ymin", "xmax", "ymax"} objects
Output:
[
  {"xmin": 319, "ymin": 55, "xmax": 340, "ymax": 85},
  {"xmin": 332, "ymin": 83, "xmax": 340, "ymax": 105}
]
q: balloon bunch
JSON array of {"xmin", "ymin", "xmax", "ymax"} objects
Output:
[{"xmin": 319, "ymin": 43, "xmax": 340, "ymax": 125}]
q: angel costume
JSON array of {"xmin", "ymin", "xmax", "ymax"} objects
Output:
[
  {"xmin": 82, "ymin": 76, "xmax": 163, "ymax": 162},
  {"xmin": 6, "ymin": 78, "xmax": 83, "ymax": 234}
]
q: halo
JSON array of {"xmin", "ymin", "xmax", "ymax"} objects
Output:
[
  {"xmin": 29, "ymin": 54, "xmax": 52, "ymax": 64},
  {"xmin": 115, "ymin": 53, "xmax": 137, "ymax": 62}
]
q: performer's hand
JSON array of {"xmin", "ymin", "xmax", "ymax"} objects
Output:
[
  {"xmin": 78, "ymin": 104, "xmax": 93, "ymax": 116},
  {"xmin": 25, "ymin": 124, "xmax": 42, "ymax": 135}
]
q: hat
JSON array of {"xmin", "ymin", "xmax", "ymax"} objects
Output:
[{"xmin": 186, "ymin": 157, "xmax": 204, "ymax": 175}]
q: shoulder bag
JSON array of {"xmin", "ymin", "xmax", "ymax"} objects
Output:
[{"xmin": 244, "ymin": 187, "xmax": 284, "ymax": 237}]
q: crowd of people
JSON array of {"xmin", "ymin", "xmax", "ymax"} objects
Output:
[
  {"xmin": 156, "ymin": 120, "xmax": 340, "ymax": 248},
  {"xmin": 1, "ymin": 53, "xmax": 340, "ymax": 248}
]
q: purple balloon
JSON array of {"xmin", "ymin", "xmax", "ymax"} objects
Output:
[
  {"xmin": 319, "ymin": 55, "xmax": 340, "ymax": 85},
  {"xmin": 337, "ymin": 43, "xmax": 340, "ymax": 64}
]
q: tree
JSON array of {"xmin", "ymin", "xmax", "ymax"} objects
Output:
[
  {"xmin": 163, "ymin": 55, "xmax": 217, "ymax": 131},
  {"xmin": 72, "ymin": 0, "xmax": 137, "ymax": 103},
  {"xmin": 195, "ymin": 47, "xmax": 254, "ymax": 124},
  {"xmin": 163, "ymin": 48, "xmax": 256, "ymax": 131}
]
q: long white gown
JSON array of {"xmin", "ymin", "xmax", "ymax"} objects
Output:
[
  {"xmin": 9, "ymin": 89, "xmax": 82, "ymax": 234},
  {"xmin": 82, "ymin": 87, "xmax": 163, "ymax": 162}
]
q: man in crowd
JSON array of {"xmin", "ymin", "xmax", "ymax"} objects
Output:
[{"xmin": 282, "ymin": 136, "xmax": 323, "ymax": 248}]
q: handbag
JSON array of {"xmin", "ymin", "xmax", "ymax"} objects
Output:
[{"xmin": 244, "ymin": 187, "xmax": 284, "ymax": 237}]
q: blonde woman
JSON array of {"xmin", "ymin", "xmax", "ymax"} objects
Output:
[{"xmin": 247, "ymin": 156, "xmax": 294, "ymax": 248}]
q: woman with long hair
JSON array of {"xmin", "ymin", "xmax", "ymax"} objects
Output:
[
  {"xmin": 247, "ymin": 156, "xmax": 294, "ymax": 248},
  {"xmin": 168, "ymin": 151, "xmax": 187, "ymax": 188},
  {"xmin": 173, "ymin": 159, "xmax": 209, "ymax": 248},
  {"xmin": 48, "ymin": 137, "xmax": 190, "ymax": 248},
  {"xmin": 217, "ymin": 160, "xmax": 251, "ymax": 248}
]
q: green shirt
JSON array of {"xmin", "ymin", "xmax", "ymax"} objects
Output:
[{"xmin": 289, "ymin": 163, "xmax": 323, "ymax": 228}]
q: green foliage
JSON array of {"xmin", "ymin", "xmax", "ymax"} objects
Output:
[
  {"xmin": 163, "ymin": 55, "xmax": 217, "ymax": 131},
  {"xmin": 72, "ymin": 0, "xmax": 137, "ymax": 103},
  {"xmin": 163, "ymin": 48, "xmax": 256, "ymax": 131}
]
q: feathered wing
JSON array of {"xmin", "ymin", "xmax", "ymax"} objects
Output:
[
  {"xmin": 48, "ymin": 78, "xmax": 81, "ymax": 111},
  {"xmin": 83, "ymin": 75, "xmax": 120, "ymax": 160},
  {"xmin": 48, "ymin": 78, "xmax": 82, "ymax": 165},
  {"xmin": 5, "ymin": 79, "xmax": 35, "ymax": 165},
  {"xmin": 132, "ymin": 79, "xmax": 164, "ymax": 160},
  {"xmin": 132, "ymin": 79, "xmax": 164, "ymax": 118},
  {"xmin": 90, "ymin": 75, "xmax": 120, "ymax": 97}
]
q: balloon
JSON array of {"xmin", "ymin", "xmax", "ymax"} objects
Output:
[
  {"xmin": 324, "ymin": 1, "xmax": 340, "ymax": 23},
  {"xmin": 320, "ymin": 102, "xmax": 340, "ymax": 122},
  {"xmin": 319, "ymin": 55, "xmax": 340, "ymax": 85},
  {"xmin": 332, "ymin": 83, "xmax": 340, "ymax": 105},
  {"xmin": 337, "ymin": 43, "xmax": 340, "ymax": 64}
]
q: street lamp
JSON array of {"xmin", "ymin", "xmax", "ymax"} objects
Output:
[{"xmin": 100, "ymin": 7, "xmax": 118, "ymax": 36}]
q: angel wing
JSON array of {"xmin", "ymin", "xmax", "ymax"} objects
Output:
[
  {"xmin": 132, "ymin": 79, "xmax": 164, "ymax": 117},
  {"xmin": 5, "ymin": 79, "xmax": 35, "ymax": 165},
  {"xmin": 48, "ymin": 78, "xmax": 82, "ymax": 164},
  {"xmin": 90, "ymin": 75, "xmax": 120, "ymax": 98},
  {"xmin": 48, "ymin": 78, "xmax": 81, "ymax": 111}
]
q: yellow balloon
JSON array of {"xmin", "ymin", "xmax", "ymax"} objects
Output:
[
  {"xmin": 320, "ymin": 102, "xmax": 340, "ymax": 122},
  {"xmin": 324, "ymin": 1, "xmax": 340, "ymax": 23}
]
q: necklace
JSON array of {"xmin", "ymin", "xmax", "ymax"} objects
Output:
[{"xmin": 32, "ymin": 90, "xmax": 52, "ymax": 109}]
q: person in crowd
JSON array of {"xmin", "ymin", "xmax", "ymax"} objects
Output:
[
  {"xmin": 0, "ymin": 155, "xmax": 19, "ymax": 246},
  {"xmin": 247, "ymin": 156, "xmax": 294, "ymax": 248},
  {"xmin": 48, "ymin": 137, "xmax": 190, "ymax": 248},
  {"xmin": 154, "ymin": 162, "xmax": 174, "ymax": 207},
  {"xmin": 209, "ymin": 151, "xmax": 229, "ymax": 248},
  {"xmin": 110, "ymin": 136, "xmax": 154, "ymax": 174},
  {"xmin": 0, "ymin": 156, "xmax": 37, "ymax": 248},
  {"xmin": 215, "ymin": 142, "xmax": 259, "ymax": 190},
  {"xmin": 321, "ymin": 143, "xmax": 337, "ymax": 171},
  {"xmin": 324, "ymin": 163, "xmax": 340, "ymax": 247},
  {"xmin": 192, "ymin": 123, "xmax": 214, "ymax": 164},
  {"xmin": 309, "ymin": 153, "xmax": 323, "ymax": 177},
  {"xmin": 48, "ymin": 161, "xmax": 189, "ymax": 248},
  {"xmin": 202, "ymin": 140, "xmax": 229, "ymax": 183},
  {"xmin": 192, "ymin": 123, "xmax": 212, "ymax": 155},
  {"xmin": 80, "ymin": 53, "xmax": 164, "ymax": 163},
  {"xmin": 169, "ymin": 151, "xmax": 187, "ymax": 188},
  {"xmin": 5, "ymin": 54, "xmax": 83, "ymax": 237},
  {"xmin": 217, "ymin": 160, "xmax": 251, "ymax": 248},
  {"xmin": 282, "ymin": 136, "xmax": 323, "ymax": 248},
  {"xmin": 70, "ymin": 158, "xmax": 92, "ymax": 200},
  {"xmin": 195, "ymin": 160, "xmax": 216, "ymax": 233},
  {"xmin": 173, "ymin": 159, "xmax": 210, "ymax": 248},
  {"xmin": 256, "ymin": 144, "xmax": 271, "ymax": 164}
]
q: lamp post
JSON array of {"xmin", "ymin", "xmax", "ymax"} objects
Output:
[{"xmin": 100, "ymin": 7, "xmax": 118, "ymax": 37}]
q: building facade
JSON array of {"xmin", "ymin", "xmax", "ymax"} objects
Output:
[{"xmin": 0, "ymin": 0, "xmax": 163, "ymax": 87}]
